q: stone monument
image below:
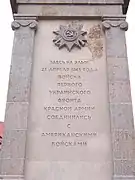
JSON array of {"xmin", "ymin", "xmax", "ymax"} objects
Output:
[{"xmin": 0, "ymin": 0, "xmax": 134, "ymax": 180}]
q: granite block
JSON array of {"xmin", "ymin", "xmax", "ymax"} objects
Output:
[
  {"xmin": 4, "ymin": 102, "xmax": 28, "ymax": 130},
  {"xmin": 110, "ymin": 103, "xmax": 134, "ymax": 129},
  {"xmin": 112, "ymin": 131, "xmax": 135, "ymax": 160},
  {"xmin": 113, "ymin": 160, "xmax": 135, "ymax": 176},
  {"xmin": 0, "ymin": 158, "xmax": 24, "ymax": 175},
  {"xmin": 18, "ymin": 5, "xmax": 122, "ymax": 16},
  {"xmin": 7, "ymin": 28, "xmax": 35, "ymax": 102},
  {"xmin": 112, "ymin": 129, "xmax": 135, "ymax": 160},
  {"xmin": 1, "ymin": 130, "xmax": 26, "ymax": 158},
  {"xmin": 108, "ymin": 58, "xmax": 129, "ymax": 80},
  {"xmin": 109, "ymin": 81, "xmax": 132, "ymax": 103},
  {"xmin": 106, "ymin": 28, "xmax": 127, "ymax": 58},
  {"xmin": 25, "ymin": 161, "xmax": 112, "ymax": 180}
]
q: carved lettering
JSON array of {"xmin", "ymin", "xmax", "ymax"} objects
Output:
[
  {"xmin": 58, "ymin": 98, "xmax": 81, "ymax": 103},
  {"xmin": 74, "ymin": 106, "xmax": 95, "ymax": 111},
  {"xmin": 47, "ymin": 114, "xmax": 91, "ymax": 120},
  {"xmin": 41, "ymin": 58, "xmax": 101, "ymax": 150},
  {"xmin": 44, "ymin": 106, "xmax": 72, "ymax": 111},
  {"xmin": 41, "ymin": 67, "xmax": 98, "ymax": 73},
  {"xmin": 42, "ymin": 132, "xmax": 97, "ymax": 137},
  {"xmin": 57, "ymin": 74, "xmax": 81, "ymax": 80},
  {"xmin": 49, "ymin": 90, "xmax": 91, "ymax": 95},
  {"xmin": 57, "ymin": 82, "xmax": 82, "ymax": 87},
  {"xmin": 44, "ymin": 106, "xmax": 95, "ymax": 112},
  {"xmin": 51, "ymin": 141, "xmax": 87, "ymax": 147},
  {"xmin": 50, "ymin": 60, "xmax": 89, "ymax": 65}
]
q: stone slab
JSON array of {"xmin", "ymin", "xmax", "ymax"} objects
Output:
[
  {"xmin": 18, "ymin": 5, "xmax": 122, "ymax": 16},
  {"xmin": 17, "ymin": 0, "xmax": 124, "ymax": 4},
  {"xmin": 0, "ymin": 158, "xmax": 24, "ymax": 175},
  {"xmin": 112, "ymin": 129, "xmax": 135, "ymax": 159},
  {"xmin": 7, "ymin": 28, "xmax": 35, "ymax": 102},
  {"xmin": 24, "ymin": 19, "xmax": 112, "ymax": 180},
  {"xmin": 106, "ymin": 28, "xmax": 127, "ymax": 58},
  {"xmin": 109, "ymin": 81, "xmax": 132, "ymax": 103},
  {"xmin": 108, "ymin": 58, "xmax": 129, "ymax": 80},
  {"xmin": 110, "ymin": 103, "xmax": 134, "ymax": 129},
  {"xmin": 113, "ymin": 160, "xmax": 135, "ymax": 176},
  {"xmin": 4, "ymin": 102, "xmax": 28, "ymax": 130},
  {"xmin": 1, "ymin": 130, "xmax": 26, "ymax": 159},
  {"xmin": 25, "ymin": 161, "xmax": 112, "ymax": 180}
]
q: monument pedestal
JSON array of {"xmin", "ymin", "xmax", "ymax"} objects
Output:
[{"xmin": 0, "ymin": 1, "xmax": 134, "ymax": 180}]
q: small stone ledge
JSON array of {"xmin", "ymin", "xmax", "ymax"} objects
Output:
[
  {"xmin": 0, "ymin": 175, "xmax": 24, "ymax": 179},
  {"xmin": 15, "ymin": 4, "xmax": 123, "ymax": 18},
  {"xmin": 113, "ymin": 175, "xmax": 135, "ymax": 180},
  {"xmin": 16, "ymin": 0, "xmax": 124, "ymax": 4}
]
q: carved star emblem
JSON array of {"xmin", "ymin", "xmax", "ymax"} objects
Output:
[{"xmin": 53, "ymin": 24, "xmax": 87, "ymax": 52}]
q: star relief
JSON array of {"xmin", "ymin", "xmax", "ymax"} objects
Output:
[{"xmin": 53, "ymin": 24, "xmax": 87, "ymax": 52}]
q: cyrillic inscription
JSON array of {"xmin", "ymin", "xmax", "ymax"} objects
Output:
[
  {"xmin": 40, "ymin": 58, "xmax": 100, "ymax": 148},
  {"xmin": 46, "ymin": 115, "xmax": 91, "ymax": 120}
]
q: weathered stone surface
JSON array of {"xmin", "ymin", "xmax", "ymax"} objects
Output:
[
  {"xmin": 112, "ymin": 129, "xmax": 135, "ymax": 159},
  {"xmin": 1, "ymin": 130, "xmax": 26, "ymax": 158},
  {"xmin": 25, "ymin": 161, "xmax": 112, "ymax": 180},
  {"xmin": 7, "ymin": 25, "xmax": 35, "ymax": 102},
  {"xmin": 103, "ymin": 19, "xmax": 128, "ymax": 58},
  {"xmin": 106, "ymin": 28, "xmax": 127, "ymax": 58},
  {"xmin": 4, "ymin": 102, "xmax": 28, "ymax": 130},
  {"xmin": 87, "ymin": 24, "xmax": 104, "ymax": 59},
  {"xmin": 18, "ymin": 5, "xmax": 122, "ymax": 16},
  {"xmin": 109, "ymin": 81, "xmax": 131, "ymax": 103},
  {"xmin": 108, "ymin": 58, "xmax": 129, "ymax": 80},
  {"xmin": 0, "ymin": 158, "xmax": 24, "ymax": 175},
  {"xmin": 114, "ymin": 160, "xmax": 135, "ymax": 176},
  {"xmin": 110, "ymin": 103, "xmax": 134, "ymax": 129}
]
